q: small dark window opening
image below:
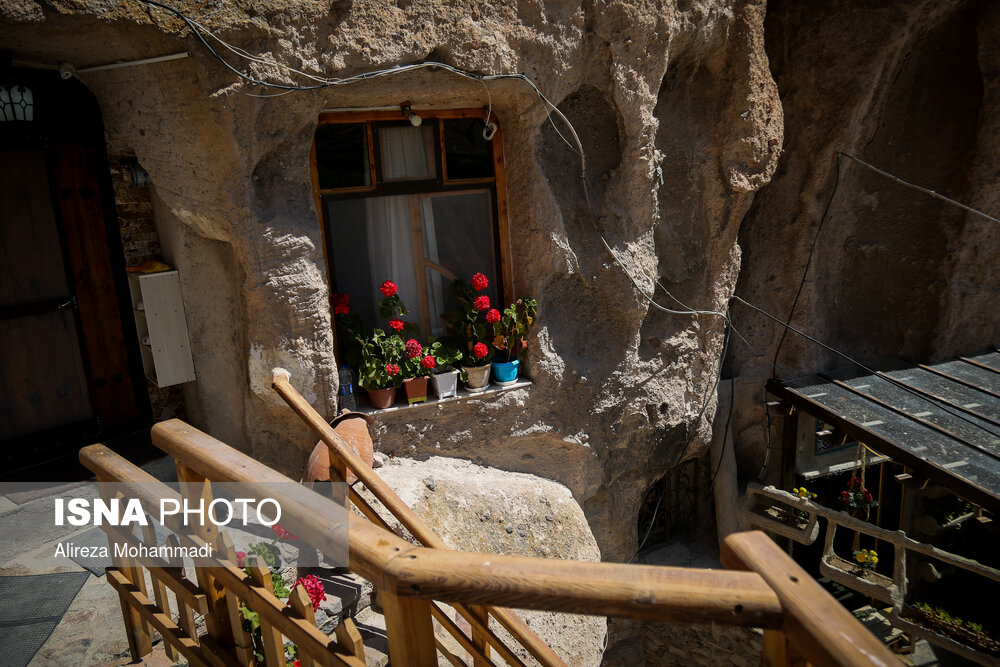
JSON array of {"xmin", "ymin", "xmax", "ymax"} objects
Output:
[
  {"xmin": 636, "ymin": 458, "xmax": 698, "ymax": 556},
  {"xmin": 443, "ymin": 118, "xmax": 493, "ymax": 180},
  {"xmin": 315, "ymin": 123, "xmax": 370, "ymax": 190}
]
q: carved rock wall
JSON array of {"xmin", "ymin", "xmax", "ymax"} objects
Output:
[
  {"xmin": 730, "ymin": 0, "xmax": 999, "ymax": 477},
  {"xmin": 1, "ymin": 2, "xmax": 784, "ymax": 661}
]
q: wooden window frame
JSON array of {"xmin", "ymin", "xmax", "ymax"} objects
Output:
[{"xmin": 310, "ymin": 108, "xmax": 512, "ymax": 339}]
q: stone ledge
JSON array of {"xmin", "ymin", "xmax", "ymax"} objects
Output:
[{"xmin": 357, "ymin": 379, "xmax": 531, "ymax": 416}]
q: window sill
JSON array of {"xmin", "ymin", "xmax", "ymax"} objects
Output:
[{"xmin": 357, "ymin": 379, "xmax": 531, "ymax": 416}]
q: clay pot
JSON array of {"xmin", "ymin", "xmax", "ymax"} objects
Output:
[
  {"xmin": 367, "ymin": 386, "xmax": 396, "ymax": 409},
  {"xmin": 402, "ymin": 376, "xmax": 429, "ymax": 404},
  {"xmin": 461, "ymin": 364, "xmax": 491, "ymax": 392},
  {"xmin": 301, "ymin": 412, "xmax": 374, "ymax": 485}
]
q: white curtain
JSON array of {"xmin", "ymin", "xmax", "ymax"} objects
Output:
[
  {"xmin": 379, "ymin": 126, "xmax": 434, "ymax": 181},
  {"xmin": 421, "ymin": 197, "xmax": 444, "ymax": 336},
  {"xmin": 366, "ymin": 195, "xmax": 418, "ymax": 325}
]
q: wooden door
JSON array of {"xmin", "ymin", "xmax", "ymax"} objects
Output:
[
  {"xmin": 0, "ymin": 143, "xmax": 139, "ymax": 448},
  {"xmin": 0, "ymin": 147, "xmax": 93, "ymax": 439}
]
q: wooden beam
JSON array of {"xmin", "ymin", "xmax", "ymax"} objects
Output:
[
  {"xmin": 381, "ymin": 590, "xmax": 437, "ymax": 666},
  {"xmin": 722, "ymin": 531, "xmax": 897, "ymax": 667}
]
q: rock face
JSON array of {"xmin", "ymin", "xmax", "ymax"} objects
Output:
[
  {"xmin": 356, "ymin": 455, "xmax": 606, "ymax": 667},
  {"xmin": 0, "ymin": 1, "xmax": 784, "ymax": 661},
  {"xmin": 729, "ymin": 0, "xmax": 1000, "ymax": 476}
]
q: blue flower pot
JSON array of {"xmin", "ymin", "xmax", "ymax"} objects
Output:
[{"xmin": 492, "ymin": 359, "xmax": 519, "ymax": 384}]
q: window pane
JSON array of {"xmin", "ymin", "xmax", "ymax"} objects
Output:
[
  {"xmin": 443, "ymin": 119, "xmax": 494, "ymax": 180},
  {"xmin": 315, "ymin": 123, "xmax": 370, "ymax": 189},
  {"xmin": 421, "ymin": 191, "xmax": 498, "ymax": 336},
  {"xmin": 378, "ymin": 126, "xmax": 437, "ymax": 181},
  {"xmin": 327, "ymin": 195, "xmax": 419, "ymax": 329}
]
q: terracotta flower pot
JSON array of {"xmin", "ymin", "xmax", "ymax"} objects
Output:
[
  {"xmin": 367, "ymin": 386, "xmax": 396, "ymax": 409},
  {"xmin": 402, "ymin": 377, "xmax": 429, "ymax": 404},
  {"xmin": 430, "ymin": 367, "xmax": 459, "ymax": 399},
  {"xmin": 461, "ymin": 364, "xmax": 491, "ymax": 393}
]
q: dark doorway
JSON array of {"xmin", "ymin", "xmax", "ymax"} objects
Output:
[{"xmin": 0, "ymin": 69, "xmax": 150, "ymax": 477}]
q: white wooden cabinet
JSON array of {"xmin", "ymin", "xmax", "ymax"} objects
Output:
[{"xmin": 127, "ymin": 270, "xmax": 196, "ymax": 387}]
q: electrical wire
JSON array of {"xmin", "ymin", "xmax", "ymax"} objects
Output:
[
  {"xmin": 839, "ymin": 151, "xmax": 1000, "ymax": 226},
  {"xmin": 731, "ymin": 295, "xmax": 1000, "ymax": 442},
  {"xmin": 772, "ymin": 151, "xmax": 843, "ymax": 373}
]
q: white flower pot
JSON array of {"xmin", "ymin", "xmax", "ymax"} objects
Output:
[{"xmin": 430, "ymin": 367, "xmax": 460, "ymax": 399}]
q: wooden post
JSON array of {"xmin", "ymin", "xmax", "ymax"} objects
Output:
[
  {"xmin": 723, "ymin": 531, "xmax": 898, "ymax": 667},
  {"xmin": 97, "ymin": 476, "xmax": 152, "ymax": 659},
  {"xmin": 176, "ymin": 461, "xmax": 235, "ymax": 649},
  {"xmin": 214, "ymin": 532, "xmax": 255, "ymax": 667},
  {"xmin": 381, "ymin": 589, "xmax": 437, "ymax": 666},
  {"xmin": 711, "ymin": 379, "xmax": 740, "ymax": 543},
  {"xmin": 287, "ymin": 586, "xmax": 319, "ymax": 667},
  {"xmin": 165, "ymin": 534, "xmax": 199, "ymax": 643},
  {"xmin": 468, "ymin": 605, "xmax": 491, "ymax": 667},
  {"xmin": 140, "ymin": 522, "xmax": 178, "ymax": 662},
  {"xmin": 335, "ymin": 618, "xmax": 366, "ymax": 662},
  {"xmin": 247, "ymin": 555, "xmax": 286, "ymax": 666}
]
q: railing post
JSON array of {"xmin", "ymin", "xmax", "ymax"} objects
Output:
[
  {"xmin": 380, "ymin": 589, "xmax": 437, "ymax": 666},
  {"xmin": 469, "ymin": 605, "xmax": 492, "ymax": 666},
  {"xmin": 176, "ymin": 461, "xmax": 235, "ymax": 650}
]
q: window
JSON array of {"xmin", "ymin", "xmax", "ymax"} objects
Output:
[{"xmin": 311, "ymin": 109, "xmax": 510, "ymax": 339}]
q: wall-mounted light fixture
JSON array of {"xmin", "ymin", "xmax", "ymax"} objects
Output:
[{"xmin": 400, "ymin": 102, "xmax": 422, "ymax": 127}]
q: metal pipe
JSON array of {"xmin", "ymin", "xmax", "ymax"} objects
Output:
[{"xmin": 77, "ymin": 51, "xmax": 190, "ymax": 73}]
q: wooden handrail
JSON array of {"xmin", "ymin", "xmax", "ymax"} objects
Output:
[
  {"xmin": 722, "ymin": 531, "xmax": 898, "ymax": 667},
  {"xmin": 83, "ymin": 416, "xmax": 904, "ymax": 667},
  {"xmin": 147, "ymin": 420, "xmax": 783, "ymax": 625},
  {"xmin": 271, "ymin": 371, "xmax": 567, "ymax": 667}
]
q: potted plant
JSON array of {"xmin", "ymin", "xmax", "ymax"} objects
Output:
[
  {"xmin": 400, "ymin": 338, "xmax": 436, "ymax": 404},
  {"xmin": 839, "ymin": 475, "xmax": 878, "ymax": 520},
  {"xmin": 442, "ymin": 272, "xmax": 495, "ymax": 392},
  {"xmin": 334, "ymin": 280, "xmax": 410, "ymax": 409},
  {"xmin": 490, "ymin": 297, "xmax": 537, "ymax": 384},
  {"xmin": 356, "ymin": 329, "xmax": 404, "ymax": 408},
  {"xmin": 426, "ymin": 338, "xmax": 463, "ymax": 399}
]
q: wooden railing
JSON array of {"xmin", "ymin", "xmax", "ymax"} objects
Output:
[
  {"xmin": 745, "ymin": 483, "xmax": 1000, "ymax": 665},
  {"xmin": 79, "ymin": 374, "xmax": 902, "ymax": 667}
]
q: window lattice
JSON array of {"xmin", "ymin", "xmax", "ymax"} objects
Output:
[{"xmin": 0, "ymin": 85, "xmax": 34, "ymax": 122}]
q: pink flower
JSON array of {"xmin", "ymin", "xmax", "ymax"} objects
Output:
[
  {"xmin": 272, "ymin": 524, "xmax": 299, "ymax": 542},
  {"xmin": 380, "ymin": 280, "xmax": 398, "ymax": 297},
  {"xmin": 235, "ymin": 551, "xmax": 246, "ymax": 568},
  {"xmin": 485, "ymin": 308, "xmax": 500, "ymax": 323},
  {"xmin": 385, "ymin": 363, "xmax": 400, "ymax": 375},
  {"xmin": 421, "ymin": 355, "xmax": 436, "ymax": 370},
  {"xmin": 388, "ymin": 318, "xmax": 405, "ymax": 332},
  {"xmin": 471, "ymin": 273, "xmax": 489, "ymax": 291},
  {"xmin": 473, "ymin": 342, "xmax": 489, "ymax": 359},
  {"xmin": 292, "ymin": 574, "xmax": 326, "ymax": 612},
  {"xmin": 406, "ymin": 339, "xmax": 423, "ymax": 358},
  {"xmin": 473, "ymin": 295, "xmax": 490, "ymax": 311}
]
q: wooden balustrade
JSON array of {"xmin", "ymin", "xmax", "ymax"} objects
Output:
[{"xmin": 80, "ymin": 373, "xmax": 902, "ymax": 667}]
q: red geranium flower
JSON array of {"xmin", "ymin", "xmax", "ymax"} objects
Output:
[
  {"xmin": 385, "ymin": 363, "xmax": 400, "ymax": 375},
  {"xmin": 471, "ymin": 273, "xmax": 489, "ymax": 291},
  {"xmin": 473, "ymin": 342, "xmax": 489, "ymax": 359},
  {"xmin": 331, "ymin": 293, "xmax": 350, "ymax": 315},
  {"xmin": 406, "ymin": 339, "xmax": 423, "ymax": 358},
  {"xmin": 421, "ymin": 355, "xmax": 436, "ymax": 370},
  {"xmin": 235, "ymin": 551, "xmax": 246, "ymax": 568},
  {"xmin": 485, "ymin": 308, "xmax": 500, "ymax": 323},
  {"xmin": 272, "ymin": 524, "xmax": 299, "ymax": 542},
  {"xmin": 473, "ymin": 295, "xmax": 490, "ymax": 311},
  {"xmin": 380, "ymin": 280, "xmax": 398, "ymax": 297},
  {"xmin": 292, "ymin": 574, "xmax": 326, "ymax": 612},
  {"xmin": 388, "ymin": 318, "xmax": 405, "ymax": 332},
  {"xmin": 863, "ymin": 491, "xmax": 873, "ymax": 502}
]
